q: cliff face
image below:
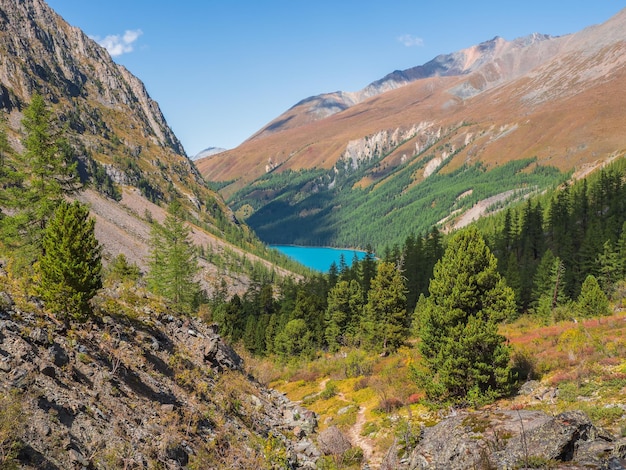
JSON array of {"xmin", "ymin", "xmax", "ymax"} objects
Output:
[{"xmin": 0, "ymin": 0, "xmax": 183, "ymax": 154}]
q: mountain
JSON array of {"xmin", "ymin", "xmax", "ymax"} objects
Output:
[
  {"xmin": 0, "ymin": 0, "xmax": 297, "ymax": 295},
  {"xmin": 192, "ymin": 146, "xmax": 228, "ymax": 161},
  {"xmin": 0, "ymin": 1, "xmax": 318, "ymax": 468},
  {"xmin": 249, "ymin": 33, "xmax": 554, "ymax": 141},
  {"xmin": 196, "ymin": 8, "xmax": 626, "ymax": 250}
]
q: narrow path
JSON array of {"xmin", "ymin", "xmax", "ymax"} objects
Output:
[
  {"xmin": 346, "ymin": 405, "xmax": 377, "ymax": 464},
  {"xmin": 317, "ymin": 378, "xmax": 380, "ymax": 467}
]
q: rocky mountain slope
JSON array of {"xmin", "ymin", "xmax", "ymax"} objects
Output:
[
  {"xmin": 249, "ymin": 33, "xmax": 555, "ymax": 141},
  {"xmin": 0, "ymin": 0, "xmax": 297, "ymax": 293},
  {"xmin": 0, "ymin": 281, "xmax": 321, "ymax": 469},
  {"xmin": 196, "ymin": 8, "xmax": 626, "ymax": 249}
]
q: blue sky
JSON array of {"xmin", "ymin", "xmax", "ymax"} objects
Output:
[{"xmin": 45, "ymin": 1, "xmax": 622, "ymax": 157}]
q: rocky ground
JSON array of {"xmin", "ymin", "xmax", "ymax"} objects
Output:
[
  {"xmin": 372, "ymin": 378, "xmax": 626, "ymax": 470},
  {"xmin": 0, "ymin": 282, "xmax": 320, "ymax": 469}
]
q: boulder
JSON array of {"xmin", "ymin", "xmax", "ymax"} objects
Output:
[
  {"xmin": 408, "ymin": 409, "xmax": 626, "ymax": 469},
  {"xmin": 317, "ymin": 426, "xmax": 352, "ymax": 456}
]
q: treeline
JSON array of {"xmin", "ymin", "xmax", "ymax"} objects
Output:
[
  {"xmin": 212, "ymin": 158, "xmax": 626, "ymax": 362},
  {"xmin": 235, "ymin": 149, "xmax": 567, "ymax": 251}
]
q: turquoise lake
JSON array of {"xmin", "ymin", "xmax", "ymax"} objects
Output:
[{"xmin": 271, "ymin": 245, "xmax": 366, "ymax": 272}]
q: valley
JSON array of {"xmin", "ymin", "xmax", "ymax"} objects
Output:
[{"xmin": 0, "ymin": 1, "xmax": 626, "ymax": 469}]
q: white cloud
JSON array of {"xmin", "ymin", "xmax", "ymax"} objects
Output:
[
  {"xmin": 97, "ymin": 29, "xmax": 143, "ymax": 57},
  {"xmin": 397, "ymin": 34, "xmax": 424, "ymax": 47}
]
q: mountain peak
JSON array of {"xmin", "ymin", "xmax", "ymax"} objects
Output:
[{"xmin": 249, "ymin": 33, "xmax": 558, "ymax": 140}]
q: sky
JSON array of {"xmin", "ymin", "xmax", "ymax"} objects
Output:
[{"xmin": 45, "ymin": 1, "xmax": 623, "ymax": 158}]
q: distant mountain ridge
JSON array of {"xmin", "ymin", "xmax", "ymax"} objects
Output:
[
  {"xmin": 196, "ymin": 7, "xmax": 626, "ymax": 250},
  {"xmin": 192, "ymin": 146, "xmax": 228, "ymax": 160},
  {"xmin": 248, "ymin": 33, "xmax": 555, "ymax": 141}
]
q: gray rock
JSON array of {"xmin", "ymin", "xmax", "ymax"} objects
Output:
[
  {"xmin": 294, "ymin": 438, "xmax": 322, "ymax": 459},
  {"xmin": 48, "ymin": 343, "xmax": 69, "ymax": 367},
  {"xmin": 0, "ymin": 356, "xmax": 12, "ymax": 372},
  {"xmin": 40, "ymin": 362, "xmax": 56, "ymax": 378},
  {"xmin": 68, "ymin": 448, "xmax": 88, "ymax": 467},
  {"xmin": 317, "ymin": 426, "xmax": 351, "ymax": 456},
  {"xmin": 407, "ymin": 409, "xmax": 626, "ymax": 470},
  {"xmin": 29, "ymin": 327, "xmax": 50, "ymax": 345}
]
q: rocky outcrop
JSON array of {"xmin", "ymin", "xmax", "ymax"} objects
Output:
[
  {"xmin": 339, "ymin": 122, "xmax": 436, "ymax": 170},
  {"xmin": 406, "ymin": 409, "xmax": 626, "ymax": 469},
  {"xmin": 0, "ymin": 287, "xmax": 320, "ymax": 469},
  {"xmin": 0, "ymin": 0, "xmax": 184, "ymax": 154}
]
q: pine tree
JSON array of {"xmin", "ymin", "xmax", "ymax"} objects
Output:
[
  {"xmin": 417, "ymin": 226, "xmax": 515, "ymax": 403},
  {"xmin": 325, "ymin": 279, "xmax": 363, "ymax": 351},
  {"xmin": 1, "ymin": 95, "xmax": 79, "ymax": 268},
  {"xmin": 576, "ymin": 275, "xmax": 610, "ymax": 318},
  {"xmin": 37, "ymin": 201, "xmax": 102, "ymax": 322},
  {"xmin": 363, "ymin": 261, "xmax": 407, "ymax": 354},
  {"xmin": 147, "ymin": 207, "xmax": 200, "ymax": 313}
]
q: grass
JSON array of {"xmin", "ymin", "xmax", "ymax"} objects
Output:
[{"xmin": 265, "ymin": 310, "xmax": 626, "ymax": 467}]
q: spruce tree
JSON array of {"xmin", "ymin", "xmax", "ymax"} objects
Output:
[
  {"xmin": 576, "ymin": 275, "xmax": 610, "ymax": 318},
  {"xmin": 325, "ymin": 279, "xmax": 363, "ymax": 351},
  {"xmin": 363, "ymin": 261, "xmax": 407, "ymax": 354},
  {"xmin": 417, "ymin": 226, "xmax": 515, "ymax": 403},
  {"xmin": 37, "ymin": 201, "xmax": 102, "ymax": 322}
]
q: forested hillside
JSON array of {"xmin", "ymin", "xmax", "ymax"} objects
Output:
[
  {"xmin": 232, "ymin": 154, "xmax": 566, "ymax": 251},
  {"xmin": 216, "ymin": 157, "xmax": 626, "ymax": 361}
]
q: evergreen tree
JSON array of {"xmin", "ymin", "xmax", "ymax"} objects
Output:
[
  {"xmin": 274, "ymin": 318, "xmax": 313, "ymax": 359},
  {"xmin": 325, "ymin": 279, "xmax": 363, "ymax": 351},
  {"xmin": 290, "ymin": 275, "xmax": 328, "ymax": 347},
  {"xmin": 597, "ymin": 240, "xmax": 621, "ymax": 296},
  {"xmin": 363, "ymin": 261, "xmax": 407, "ymax": 354},
  {"xmin": 576, "ymin": 275, "xmax": 610, "ymax": 318},
  {"xmin": 617, "ymin": 222, "xmax": 626, "ymax": 277},
  {"xmin": 106, "ymin": 253, "xmax": 141, "ymax": 284},
  {"xmin": 147, "ymin": 206, "xmax": 200, "ymax": 313},
  {"xmin": 1, "ymin": 95, "xmax": 79, "ymax": 266},
  {"xmin": 0, "ymin": 117, "xmax": 18, "ymax": 209},
  {"xmin": 327, "ymin": 261, "xmax": 339, "ymax": 289},
  {"xmin": 403, "ymin": 234, "xmax": 424, "ymax": 312},
  {"xmin": 19, "ymin": 94, "xmax": 79, "ymax": 237},
  {"xmin": 360, "ymin": 244, "xmax": 377, "ymax": 301},
  {"xmin": 37, "ymin": 201, "xmax": 102, "ymax": 322},
  {"xmin": 417, "ymin": 226, "xmax": 514, "ymax": 403}
]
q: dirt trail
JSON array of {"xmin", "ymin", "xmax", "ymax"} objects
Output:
[{"xmin": 317, "ymin": 378, "xmax": 380, "ymax": 467}]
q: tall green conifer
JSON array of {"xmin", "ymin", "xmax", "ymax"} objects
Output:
[
  {"xmin": 37, "ymin": 201, "xmax": 102, "ymax": 321},
  {"xmin": 417, "ymin": 226, "xmax": 514, "ymax": 403},
  {"xmin": 363, "ymin": 261, "xmax": 407, "ymax": 354},
  {"xmin": 147, "ymin": 206, "xmax": 200, "ymax": 313}
]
